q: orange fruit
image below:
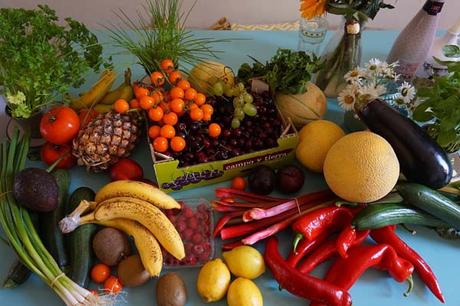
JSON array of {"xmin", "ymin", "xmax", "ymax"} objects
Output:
[
  {"xmin": 153, "ymin": 137, "xmax": 169, "ymax": 153},
  {"xmin": 160, "ymin": 124, "xmax": 176, "ymax": 139},
  {"xmin": 150, "ymin": 71, "xmax": 165, "ymax": 87},
  {"xmin": 163, "ymin": 112, "xmax": 178, "ymax": 125},
  {"xmin": 194, "ymin": 93, "xmax": 206, "ymax": 106},
  {"xmin": 169, "ymin": 98, "xmax": 185, "ymax": 113},
  {"xmin": 184, "ymin": 88, "xmax": 197, "ymax": 101},
  {"xmin": 140, "ymin": 95, "xmax": 155, "ymax": 110},
  {"xmin": 148, "ymin": 125, "xmax": 161, "ymax": 139},
  {"xmin": 190, "ymin": 108, "xmax": 204, "ymax": 121},
  {"xmin": 114, "ymin": 99, "xmax": 129, "ymax": 113},
  {"xmin": 208, "ymin": 123, "xmax": 221, "ymax": 138},
  {"xmin": 177, "ymin": 79, "xmax": 191, "ymax": 91},
  {"xmin": 171, "ymin": 136, "xmax": 186, "ymax": 152},
  {"xmin": 148, "ymin": 107, "xmax": 164, "ymax": 122}
]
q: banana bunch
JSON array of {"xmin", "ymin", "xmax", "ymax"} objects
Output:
[{"xmin": 60, "ymin": 180, "xmax": 183, "ymax": 277}]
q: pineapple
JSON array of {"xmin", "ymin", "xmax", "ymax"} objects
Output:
[{"xmin": 72, "ymin": 111, "xmax": 142, "ymax": 172}]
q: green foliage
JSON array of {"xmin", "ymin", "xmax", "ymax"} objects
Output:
[
  {"xmin": 237, "ymin": 49, "xmax": 323, "ymax": 95},
  {"xmin": 0, "ymin": 5, "xmax": 107, "ymax": 118},
  {"xmin": 108, "ymin": 0, "xmax": 229, "ymax": 74},
  {"xmin": 327, "ymin": 0, "xmax": 394, "ymax": 22},
  {"xmin": 413, "ymin": 45, "xmax": 460, "ymax": 152}
]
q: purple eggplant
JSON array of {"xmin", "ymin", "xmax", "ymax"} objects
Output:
[{"xmin": 357, "ymin": 99, "xmax": 452, "ymax": 189}]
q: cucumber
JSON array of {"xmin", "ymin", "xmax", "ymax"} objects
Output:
[
  {"xmin": 3, "ymin": 260, "xmax": 31, "ymax": 288},
  {"xmin": 39, "ymin": 169, "xmax": 70, "ymax": 269},
  {"xmin": 67, "ymin": 187, "xmax": 97, "ymax": 288},
  {"xmin": 397, "ymin": 182, "xmax": 460, "ymax": 229},
  {"xmin": 353, "ymin": 203, "xmax": 447, "ymax": 230}
]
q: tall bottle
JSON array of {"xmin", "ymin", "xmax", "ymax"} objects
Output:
[{"xmin": 387, "ymin": 0, "xmax": 445, "ymax": 80}]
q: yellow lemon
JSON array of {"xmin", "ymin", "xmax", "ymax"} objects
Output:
[
  {"xmin": 223, "ymin": 246, "xmax": 265, "ymax": 279},
  {"xmin": 296, "ymin": 120, "xmax": 345, "ymax": 172},
  {"xmin": 227, "ymin": 278, "xmax": 263, "ymax": 306},
  {"xmin": 323, "ymin": 131, "xmax": 400, "ymax": 203},
  {"xmin": 196, "ymin": 258, "xmax": 231, "ymax": 302}
]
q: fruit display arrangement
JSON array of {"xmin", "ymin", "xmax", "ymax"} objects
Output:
[{"xmin": 2, "ymin": 1, "xmax": 460, "ymax": 306}]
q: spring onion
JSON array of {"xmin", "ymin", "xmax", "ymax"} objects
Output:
[{"xmin": 0, "ymin": 131, "xmax": 112, "ymax": 305}]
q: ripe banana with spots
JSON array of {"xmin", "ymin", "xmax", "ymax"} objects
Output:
[
  {"xmin": 93, "ymin": 197, "xmax": 185, "ymax": 260},
  {"xmin": 94, "ymin": 180, "xmax": 180, "ymax": 210}
]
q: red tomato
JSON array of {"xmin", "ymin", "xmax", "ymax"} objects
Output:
[
  {"xmin": 103, "ymin": 276, "xmax": 122, "ymax": 294},
  {"xmin": 40, "ymin": 106, "xmax": 80, "ymax": 145},
  {"xmin": 90, "ymin": 263, "xmax": 111, "ymax": 284},
  {"xmin": 231, "ymin": 176, "xmax": 247, "ymax": 191},
  {"xmin": 110, "ymin": 158, "xmax": 144, "ymax": 181},
  {"xmin": 40, "ymin": 142, "xmax": 76, "ymax": 169}
]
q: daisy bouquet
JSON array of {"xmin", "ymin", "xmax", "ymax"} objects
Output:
[{"xmin": 337, "ymin": 58, "xmax": 416, "ymax": 112}]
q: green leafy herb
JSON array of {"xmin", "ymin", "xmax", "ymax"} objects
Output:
[
  {"xmin": 0, "ymin": 5, "xmax": 108, "ymax": 119},
  {"xmin": 413, "ymin": 45, "xmax": 460, "ymax": 153},
  {"xmin": 238, "ymin": 49, "xmax": 323, "ymax": 95}
]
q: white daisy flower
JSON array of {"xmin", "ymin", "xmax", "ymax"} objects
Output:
[
  {"xmin": 338, "ymin": 85, "xmax": 357, "ymax": 111},
  {"xmin": 358, "ymin": 83, "xmax": 380, "ymax": 102},
  {"xmin": 344, "ymin": 67, "xmax": 366, "ymax": 84},
  {"xmin": 365, "ymin": 58, "xmax": 382, "ymax": 73},
  {"xmin": 398, "ymin": 81, "xmax": 416, "ymax": 103}
]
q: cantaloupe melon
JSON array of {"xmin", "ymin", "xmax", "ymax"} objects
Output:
[{"xmin": 323, "ymin": 131, "xmax": 400, "ymax": 203}]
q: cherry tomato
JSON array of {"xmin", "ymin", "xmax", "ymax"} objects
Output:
[
  {"xmin": 162, "ymin": 112, "xmax": 178, "ymax": 125},
  {"xmin": 184, "ymin": 88, "xmax": 197, "ymax": 101},
  {"xmin": 153, "ymin": 137, "xmax": 169, "ymax": 153},
  {"xmin": 40, "ymin": 142, "xmax": 76, "ymax": 169},
  {"xmin": 208, "ymin": 123, "xmax": 221, "ymax": 138},
  {"xmin": 129, "ymin": 99, "xmax": 140, "ymax": 109},
  {"xmin": 160, "ymin": 124, "xmax": 176, "ymax": 139},
  {"xmin": 103, "ymin": 276, "xmax": 122, "ymax": 294},
  {"xmin": 170, "ymin": 136, "xmax": 186, "ymax": 152},
  {"xmin": 194, "ymin": 93, "xmax": 206, "ymax": 106},
  {"xmin": 231, "ymin": 176, "xmax": 247, "ymax": 191},
  {"xmin": 114, "ymin": 99, "xmax": 130, "ymax": 113},
  {"xmin": 78, "ymin": 109, "xmax": 98, "ymax": 128},
  {"xmin": 90, "ymin": 263, "xmax": 111, "ymax": 284},
  {"xmin": 168, "ymin": 70, "xmax": 182, "ymax": 85},
  {"xmin": 189, "ymin": 108, "xmax": 203, "ymax": 121},
  {"xmin": 169, "ymin": 98, "xmax": 185, "ymax": 113},
  {"xmin": 148, "ymin": 107, "xmax": 164, "ymax": 122},
  {"xmin": 201, "ymin": 104, "xmax": 214, "ymax": 115},
  {"xmin": 148, "ymin": 125, "xmax": 161, "ymax": 139},
  {"xmin": 40, "ymin": 106, "xmax": 80, "ymax": 145},
  {"xmin": 177, "ymin": 79, "xmax": 191, "ymax": 91},
  {"xmin": 160, "ymin": 59, "xmax": 174, "ymax": 73},
  {"xmin": 140, "ymin": 95, "xmax": 155, "ymax": 110},
  {"xmin": 150, "ymin": 71, "xmax": 165, "ymax": 87},
  {"xmin": 110, "ymin": 158, "xmax": 144, "ymax": 181},
  {"xmin": 169, "ymin": 87, "xmax": 184, "ymax": 100},
  {"xmin": 133, "ymin": 83, "xmax": 149, "ymax": 99}
]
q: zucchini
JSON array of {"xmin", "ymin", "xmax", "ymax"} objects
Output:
[
  {"xmin": 3, "ymin": 260, "xmax": 31, "ymax": 288},
  {"xmin": 357, "ymin": 99, "xmax": 452, "ymax": 189},
  {"xmin": 67, "ymin": 187, "xmax": 97, "ymax": 288},
  {"xmin": 353, "ymin": 203, "xmax": 447, "ymax": 230},
  {"xmin": 39, "ymin": 169, "xmax": 70, "ymax": 269},
  {"xmin": 397, "ymin": 182, "xmax": 460, "ymax": 229}
]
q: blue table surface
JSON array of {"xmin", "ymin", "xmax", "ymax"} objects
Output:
[{"xmin": 1, "ymin": 30, "xmax": 459, "ymax": 306}]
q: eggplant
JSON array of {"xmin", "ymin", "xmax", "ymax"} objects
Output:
[{"xmin": 357, "ymin": 99, "xmax": 452, "ymax": 189}]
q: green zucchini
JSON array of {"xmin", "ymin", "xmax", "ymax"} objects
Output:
[
  {"xmin": 39, "ymin": 169, "xmax": 70, "ymax": 269},
  {"xmin": 397, "ymin": 182, "xmax": 460, "ymax": 229},
  {"xmin": 353, "ymin": 203, "xmax": 447, "ymax": 230},
  {"xmin": 67, "ymin": 187, "xmax": 97, "ymax": 288},
  {"xmin": 3, "ymin": 260, "xmax": 31, "ymax": 288}
]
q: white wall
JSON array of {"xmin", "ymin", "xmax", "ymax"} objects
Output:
[{"xmin": 0, "ymin": 0, "xmax": 459, "ymax": 30}]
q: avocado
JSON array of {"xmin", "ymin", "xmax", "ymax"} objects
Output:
[{"xmin": 13, "ymin": 168, "xmax": 59, "ymax": 212}]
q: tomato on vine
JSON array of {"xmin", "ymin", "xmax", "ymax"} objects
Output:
[
  {"xmin": 163, "ymin": 112, "xmax": 178, "ymax": 125},
  {"xmin": 114, "ymin": 99, "xmax": 130, "ymax": 113},
  {"xmin": 103, "ymin": 276, "xmax": 122, "ymax": 294},
  {"xmin": 168, "ymin": 70, "xmax": 182, "ymax": 85},
  {"xmin": 150, "ymin": 71, "xmax": 165, "ymax": 87},
  {"xmin": 160, "ymin": 59, "xmax": 174, "ymax": 73}
]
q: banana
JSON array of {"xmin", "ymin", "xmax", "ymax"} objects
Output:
[
  {"xmin": 93, "ymin": 197, "xmax": 185, "ymax": 260},
  {"xmin": 95, "ymin": 218, "xmax": 163, "ymax": 277},
  {"xmin": 99, "ymin": 68, "xmax": 134, "ymax": 105},
  {"xmin": 95, "ymin": 180, "xmax": 181, "ymax": 210},
  {"xmin": 70, "ymin": 69, "xmax": 117, "ymax": 110},
  {"xmin": 93, "ymin": 103, "xmax": 113, "ymax": 113}
]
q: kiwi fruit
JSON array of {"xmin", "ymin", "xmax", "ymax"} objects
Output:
[
  {"xmin": 92, "ymin": 227, "xmax": 131, "ymax": 266},
  {"xmin": 117, "ymin": 255, "xmax": 150, "ymax": 287},
  {"xmin": 156, "ymin": 272, "xmax": 187, "ymax": 306}
]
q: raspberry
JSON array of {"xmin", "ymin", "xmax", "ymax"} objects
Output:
[
  {"xmin": 185, "ymin": 242, "xmax": 194, "ymax": 255},
  {"xmin": 192, "ymin": 244, "xmax": 205, "ymax": 255},
  {"xmin": 183, "ymin": 206, "xmax": 194, "ymax": 218},
  {"xmin": 187, "ymin": 217, "xmax": 198, "ymax": 229},
  {"xmin": 176, "ymin": 220, "xmax": 187, "ymax": 233},
  {"xmin": 183, "ymin": 229, "xmax": 194, "ymax": 241},
  {"xmin": 192, "ymin": 233, "xmax": 203, "ymax": 244}
]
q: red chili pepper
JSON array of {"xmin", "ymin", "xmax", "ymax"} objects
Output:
[
  {"xmin": 370, "ymin": 226, "xmax": 445, "ymax": 303},
  {"xmin": 264, "ymin": 237, "xmax": 352, "ymax": 306},
  {"xmin": 292, "ymin": 206, "xmax": 357, "ymax": 251},
  {"xmin": 298, "ymin": 229, "xmax": 369, "ymax": 274},
  {"xmin": 336, "ymin": 225, "xmax": 356, "ymax": 258},
  {"xmin": 286, "ymin": 230, "xmax": 331, "ymax": 268},
  {"xmin": 310, "ymin": 244, "xmax": 414, "ymax": 306}
]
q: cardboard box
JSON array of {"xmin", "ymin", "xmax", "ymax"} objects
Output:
[{"xmin": 150, "ymin": 128, "xmax": 298, "ymax": 192}]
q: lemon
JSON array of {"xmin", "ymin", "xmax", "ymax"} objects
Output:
[
  {"xmin": 223, "ymin": 246, "xmax": 265, "ymax": 279},
  {"xmin": 196, "ymin": 258, "xmax": 231, "ymax": 302},
  {"xmin": 227, "ymin": 277, "xmax": 263, "ymax": 306},
  {"xmin": 296, "ymin": 120, "xmax": 345, "ymax": 173},
  {"xmin": 323, "ymin": 131, "xmax": 400, "ymax": 203}
]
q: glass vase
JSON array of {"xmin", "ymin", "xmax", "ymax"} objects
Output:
[
  {"xmin": 297, "ymin": 16, "xmax": 328, "ymax": 56},
  {"xmin": 316, "ymin": 17, "xmax": 363, "ymax": 97}
]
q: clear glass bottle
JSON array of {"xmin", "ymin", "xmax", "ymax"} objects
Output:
[{"xmin": 298, "ymin": 16, "xmax": 328, "ymax": 56}]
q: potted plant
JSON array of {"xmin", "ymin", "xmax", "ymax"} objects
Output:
[
  {"xmin": 0, "ymin": 5, "xmax": 107, "ymax": 137},
  {"xmin": 299, "ymin": 0, "xmax": 394, "ymax": 97}
]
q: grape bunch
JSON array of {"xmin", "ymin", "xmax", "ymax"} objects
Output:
[{"xmin": 211, "ymin": 81, "xmax": 257, "ymax": 128}]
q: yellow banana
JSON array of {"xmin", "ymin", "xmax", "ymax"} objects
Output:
[
  {"xmin": 93, "ymin": 197, "xmax": 185, "ymax": 260},
  {"xmin": 70, "ymin": 69, "xmax": 117, "ymax": 110},
  {"xmin": 93, "ymin": 103, "xmax": 113, "ymax": 113},
  {"xmin": 94, "ymin": 218, "xmax": 163, "ymax": 277},
  {"xmin": 95, "ymin": 180, "xmax": 181, "ymax": 210},
  {"xmin": 99, "ymin": 68, "xmax": 134, "ymax": 105}
]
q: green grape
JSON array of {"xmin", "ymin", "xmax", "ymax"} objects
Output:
[
  {"xmin": 231, "ymin": 118, "xmax": 241, "ymax": 129},
  {"xmin": 243, "ymin": 92, "xmax": 254, "ymax": 104},
  {"xmin": 237, "ymin": 82, "xmax": 245, "ymax": 92},
  {"xmin": 233, "ymin": 96, "xmax": 244, "ymax": 108},
  {"xmin": 243, "ymin": 103, "xmax": 257, "ymax": 117},
  {"xmin": 212, "ymin": 81, "xmax": 224, "ymax": 96},
  {"xmin": 234, "ymin": 108, "xmax": 244, "ymax": 119},
  {"xmin": 224, "ymin": 87, "xmax": 235, "ymax": 97}
]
